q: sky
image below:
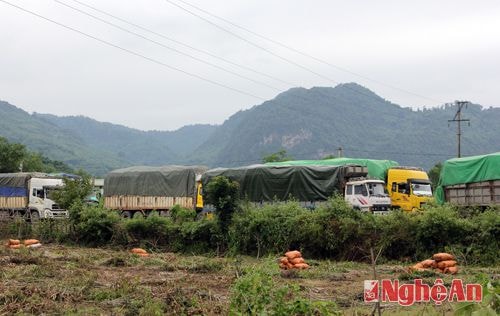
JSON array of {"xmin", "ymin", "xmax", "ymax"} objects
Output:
[{"xmin": 1, "ymin": 0, "xmax": 499, "ymax": 131}]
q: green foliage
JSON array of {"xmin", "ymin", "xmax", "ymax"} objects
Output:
[
  {"xmin": 70, "ymin": 202, "xmax": 120, "ymax": 245},
  {"xmin": 170, "ymin": 205, "xmax": 196, "ymax": 223},
  {"xmin": 261, "ymin": 149, "xmax": 292, "ymax": 163},
  {"xmin": 204, "ymin": 176, "xmax": 240, "ymax": 236},
  {"xmin": 454, "ymin": 276, "xmax": 500, "ymax": 315},
  {"xmin": 230, "ymin": 268, "xmax": 340, "ymax": 315},
  {"xmin": 428, "ymin": 162, "xmax": 442, "ymax": 190},
  {"xmin": 0, "ymin": 137, "xmax": 26, "ymax": 172},
  {"xmin": 53, "ymin": 171, "xmax": 93, "ymax": 210}
]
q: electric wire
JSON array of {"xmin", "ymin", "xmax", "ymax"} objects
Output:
[
  {"xmin": 0, "ymin": 0, "xmax": 266, "ymax": 101},
  {"xmin": 174, "ymin": 0, "xmax": 444, "ymax": 104},
  {"xmin": 162, "ymin": 0, "xmax": 427, "ymax": 104},
  {"xmin": 54, "ymin": 0, "xmax": 282, "ymax": 92},
  {"xmin": 67, "ymin": 0, "xmax": 298, "ymax": 87}
]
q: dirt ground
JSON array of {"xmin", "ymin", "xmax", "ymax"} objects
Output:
[{"xmin": 0, "ymin": 244, "xmax": 498, "ymax": 315}]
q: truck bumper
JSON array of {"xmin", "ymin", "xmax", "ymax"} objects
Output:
[
  {"xmin": 370, "ymin": 204, "xmax": 391, "ymax": 215},
  {"xmin": 44, "ymin": 210, "xmax": 69, "ymax": 219}
]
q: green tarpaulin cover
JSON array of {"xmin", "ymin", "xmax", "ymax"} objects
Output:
[
  {"xmin": 266, "ymin": 157, "xmax": 398, "ymax": 180},
  {"xmin": 0, "ymin": 172, "xmax": 53, "ymax": 188},
  {"xmin": 202, "ymin": 164, "xmax": 360, "ymax": 202},
  {"xmin": 104, "ymin": 166, "xmax": 207, "ymax": 197},
  {"xmin": 435, "ymin": 152, "xmax": 500, "ymax": 204}
]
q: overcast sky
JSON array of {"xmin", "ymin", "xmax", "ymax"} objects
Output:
[{"xmin": 1, "ymin": 0, "xmax": 499, "ymax": 131}]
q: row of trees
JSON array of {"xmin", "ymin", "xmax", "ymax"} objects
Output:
[{"xmin": 0, "ymin": 137, "xmax": 73, "ymax": 173}]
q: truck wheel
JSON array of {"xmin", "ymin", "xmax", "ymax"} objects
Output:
[
  {"xmin": 122, "ymin": 211, "xmax": 133, "ymax": 219},
  {"xmin": 30, "ymin": 210, "xmax": 40, "ymax": 222}
]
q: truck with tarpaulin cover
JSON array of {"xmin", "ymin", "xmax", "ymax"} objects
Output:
[
  {"xmin": 0, "ymin": 172, "xmax": 68, "ymax": 221},
  {"xmin": 435, "ymin": 152, "xmax": 500, "ymax": 206},
  {"xmin": 202, "ymin": 164, "xmax": 391, "ymax": 213},
  {"xmin": 103, "ymin": 165, "xmax": 206, "ymax": 218},
  {"xmin": 267, "ymin": 157, "xmax": 433, "ymax": 211}
]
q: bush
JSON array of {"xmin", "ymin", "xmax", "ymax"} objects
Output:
[{"xmin": 70, "ymin": 202, "xmax": 120, "ymax": 246}]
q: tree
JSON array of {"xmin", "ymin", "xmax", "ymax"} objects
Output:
[
  {"xmin": 428, "ymin": 162, "xmax": 442, "ymax": 190},
  {"xmin": 262, "ymin": 149, "xmax": 293, "ymax": 163},
  {"xmin": 52, "ymin": 171, "xmax": 93, "ymax": 211},
  {"xmin": 0, "ymin": 137, "xmax": 26, "ymax": 172},
  {"xmin": 204, "ymin": 176, "xmax": 240, "ymax": 237}
]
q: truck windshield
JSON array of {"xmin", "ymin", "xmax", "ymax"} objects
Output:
[
  {"xmin": 367, "ymin": 182, "xmax": 387, "ymax": 196},
  {"xmin": 45, "ymin": 187, "xmax": 61, "ymax": 200},
  {"xmin": 411, "ymin": 183, "xmax": 432, "ymax": 196}
]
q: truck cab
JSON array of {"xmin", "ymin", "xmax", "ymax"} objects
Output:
[
  {"xmin": 29, "ymin": 177, "xmax": 68, "ymax": 220},
  {"xmin": 344, "ymin": 179, "xmax": 391, "ymax": 214},
  {"xmin": 386, "ymin": 167, "xmax": 433, "ymax": 211}
]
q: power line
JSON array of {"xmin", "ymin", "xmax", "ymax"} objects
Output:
[
  {"xmin": 448, "ymin": 101, "xmax": 470, "ymax": 158},
  {"xmin": 164, "ymin": 0, "xmax": 444, "ymax": 105},
  {"xmin": 174, "ymin": 0, "xmax": 443, "ymax": 104},
  {"xmin": 54, "ymin": 0, "xmax": 282, "ymax": 92},
  {"xmin": 66, "ymin": 0, "xmax": 298, "ymax": 87},
  {"xmin": 0, "ymin": 0, "xmax": 266, "ymax": 101}
]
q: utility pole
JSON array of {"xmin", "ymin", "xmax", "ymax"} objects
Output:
[
  {"xmin": 337, "ymin": 147, "xmax": 343, "ymax": 158},
  {"xmin": 448, "ymin": 101, "xmax": 470, "ymax": 158}
]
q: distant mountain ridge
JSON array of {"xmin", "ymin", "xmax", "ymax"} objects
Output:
[{"xmin": 1, "ymin": 83, "xmax": 499, "ymax": 175}]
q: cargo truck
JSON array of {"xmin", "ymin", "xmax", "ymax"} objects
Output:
[
  {"xmin": 0, "ymin": 172, "xmax": 68, "ymax": 221},
  {"xmin": 386, "ymin": 167, "xmax": 433, "ymax": 211},
  {"xmin": 435, "ymin": 152, "xmax": 500, "ymax": 207},
  {"xmin": 202, "ymin": 164, "xmax": 391, "ymax": 213},
  {"xmin": 267, "ymin": 158, "xmax": 432, "ymax": 211},
  {"xmin": 103, "ymin": 166, "xmax": 206, "ymax": 218}
]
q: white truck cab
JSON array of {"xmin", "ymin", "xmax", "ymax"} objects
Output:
[
  {"xmin": 29, "ymin": 177, "xmax": 68, "ymax": 220},
  {"xmin": 345, "ymin": 178, "xmax": 391, "ymax": 214}
]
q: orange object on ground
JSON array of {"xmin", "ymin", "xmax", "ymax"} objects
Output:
[
  {"xmin": 432, "ymin": 253, "xmax": 455, "ymax": 262},
  {"xmin": 436, "ymin": 260, "xmax": 457, "ymax": 269},
  {"xmin": 445, "ymin": 266, "xmax": 459, "ymax": 274},
  {"xmin": 420, "ymin": 259, "xmax": 436, "ymax": 268},
  {"xmin": 130, "ymin": 248, "xmax": 148, "ymax": 254},
  {"xmin": 279, "ymin": 257, "xmax": 289, "ymax": 264},
  {"xmin": 285, "ymin": 250, "xmax": 301, "ymax": 260},
  {"xmin": 9, "ymin": 244, "xmax": 22, "ymax": 249},
  {"xmin": 9, "ymin": 239, "xmax": 21, "ymax": 245},
  {"xmin": 290, "ymin": 257, "xmax": 305, "ymax": 265},
  {"xmin": 294, "ymin": 263, "xmax": 310, "ymax": 270},
  {"xmin": 24, "ymin": 239, "xmax": 40, "ymax": 246}
]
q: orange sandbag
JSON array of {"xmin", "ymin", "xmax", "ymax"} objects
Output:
[
  {"xmin": 279, "ymin": 257, "xmax": 289, "ymax": 264},
  {"xmin": 24, "ymin": 239, "xmax": 40, "ymax": 246},
  {"xmin": 435, "ymin": 268, "xmax": 445, "ymax": 273},
  {"xmin": 9, "ymin": 244, "xmax": 22, "ymax": 249},
  {"xmin": 432, "ymin": 253, "xmax": 455, "ymax": 262},
  {"xmin": 412, "ymin": 263, "xmax": 424, "ymax": 270},
  {"xmin": 9, "ymin": 239, "xmax": 21, "ymax": 245},
  {"xmin": 285, "ymin": 250, "xmax": 301, "ymax": 260},
  {"xmin": 131, "ymin": 248, "xmax": 147, "ymax": 254},
  {"xmin": 290, "ymin": 257, "xmax": 305, "ymax": 265},
  {"xmin": 444, "ymin": 266, "xmax": 459, "ymax": 275},
  {"xmin": 294, "ymin": 263, "xmax": 310, "ymax": 270},
  {"xmin": 279, "ymin": 263, "xmax": 288, "ymax": 269},
  {"xmin": 420, "ymin": 259, "xmax": 436, "ymax": 269},
  {"xmin": 138, "ymin": 253, "xmax": 149, "ymax": 257},
  {"xmin": 286, "ymin": 262, "xmax": 294, "ymax": 269},
  {"xmin": 436, "ymin": 260, "xmax": 457, "ymax": 269}
]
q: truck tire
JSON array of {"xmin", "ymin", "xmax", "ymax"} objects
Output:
[
  {"xmin": 30, "ymin": 210, "xmax": 40, "ymax": 222},
  {"xmin": 122, "ymin": 211, "xmax": 133, "ymax": 219}
]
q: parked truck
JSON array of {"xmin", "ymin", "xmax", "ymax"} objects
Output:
[
  {"xmin": 103, "ymin": 165, "xmax": 206, "ymax": 218},
  {"xmin": 435, "ymin": 152, "xmax": 500, "ymax": 207},
  {"xmin": 267, "ymin": 158, "xmax": 433, "ymax": 211},
  {"xmin": 0, "ymin": 172, "xmax": 68, "ymax": 221},
  {"xmin": 202, "ymin": 164, "xmax": 391, "ymax": 213},
  {"xmin": 386, "ymin": 167, "xmax": 433, "ymax": 211}
]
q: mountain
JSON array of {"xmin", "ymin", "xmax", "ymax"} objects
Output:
[
  {"xmin": 2, "ymin": 83, "xmax": 499, "ymax": 174},
  {"xmin": 187, "ymin": 83, "xmax": 500, "ymax": 169}
]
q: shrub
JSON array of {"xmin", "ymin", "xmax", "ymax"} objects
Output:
[{"xmin": 70, "ymin": 202, "xmax": 120, "ymax": 245}]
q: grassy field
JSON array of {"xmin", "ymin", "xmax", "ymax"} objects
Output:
[{"xmin": 0, "ymin": 244, "xmax": 498, "ymax": 315}]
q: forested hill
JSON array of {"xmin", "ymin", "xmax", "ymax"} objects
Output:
[
  {"xmin": 1, "ymin": 83, "xmax": 499, "ymax": 175},
  {"xmin": 187, "ymin": 83, "xmax": 500, "ymax": 169}
]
